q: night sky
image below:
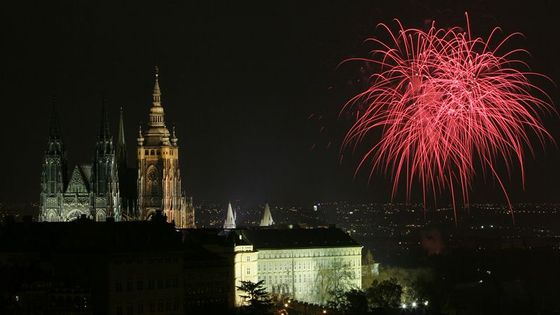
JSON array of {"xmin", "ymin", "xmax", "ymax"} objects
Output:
[{"xmin": 1, "ymin": 0, "xmax": 559, "ymax": 206}]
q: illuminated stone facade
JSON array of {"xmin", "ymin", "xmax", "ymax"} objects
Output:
[
  {"xmin": 39, "ymin": 105, "xmax": 121, "ymax": 222},
  {"xmin": 232, "ymin": 237, "xmax": 259, "ymax": 306},
  {"xmin": 186, "ymin": 227, "xmax": 363, "ymax": 307},
  {"xmin": 39, "ymin": 68, "xmax": 194, "ymax": 227},
  {"xmin": 136, "ymin": 68, "xmax": 195, "ymax": 228},
  {"xmin": 241, "ymin": 228, "xmax": 362, "ymax": 305}
]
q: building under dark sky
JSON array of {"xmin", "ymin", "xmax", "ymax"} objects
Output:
[{"xmin": 1, "ymin": 0, "xmax": 559, "ymax": 206}]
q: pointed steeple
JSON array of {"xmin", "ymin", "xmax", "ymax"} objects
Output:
[
  {"xmin": 148, "ymin": 66, "xmax": 166, "ymax": 128},
  {"xmin": 96, "ymin": 100, "xmax": 114, "ymax": 155},
  {"xmin": 47, "ymin": 99, "xmax": 64, "ymax": 155},
  {"xmin": 98, "ymin": 99, "xmax": 111, "ymax": 140},
  {"xmin": 152, "ymin": 66, "xmax": 161, "ymax": 107},
  {"xmin": 116, "ymin": 106, "xmax": 127, "ymax": 168},
  {"xmin": 48, "ymin": 99, "xmax": 61, "ymax": 141},
  {"xmin": 260, "ymin": 203, "xmax": 274, "ymax": 226},
  {"xmin": 137, "ymin": 124, "xmax": 144, "ymax": 146},
  {"xmin": 42, "ymin": 97, "xmax": 67, "ymax": 197},
  {"xmin": 223, "ymin": 202, "xmax": 236, "ymax": 229},
  {"xmin": 171, "ymin": 125, "xmax": 178, "ymax": 146},
  {"xmin": 143, "ymin": 66, "xmax": 171, "ymax": 146}
]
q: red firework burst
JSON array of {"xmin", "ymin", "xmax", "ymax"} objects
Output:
[{"xmin": 342, "ymin": 13, "xmax": 555, "ymax": 223}]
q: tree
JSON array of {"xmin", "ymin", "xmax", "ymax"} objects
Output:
[
  {"xmin": 237, "ymin": 280, "xmax": 273, "ymax": 314},
  {"xmin": 328, "ymin": 289, "xmax": 369, "ymax": 315},
  {"xmin": 362, "ymin": 250, "xmax": 377, "ymax": 289},
  {"xmin": 367, "ymin": 278, "xmax": 402, "ymax": 309},
  {"xmin": 374, "ymin": 266, "xmax": 433, "ymax": 303},
  {"xmin": 314, "ymin": 259, "xmax": 357, "ymax": 304}
]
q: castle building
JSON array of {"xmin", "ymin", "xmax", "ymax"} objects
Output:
[
  {"xmin": 40, "ymin": 103, "xmax": 121, "ymax": 222},
  {"xmin": 183, "ymin": 227, "xmax": 362, "ymax": 307},
  {"xmin": 136, "ymin": 67, "xmax": 195, "ymax": 228},
  {"xmin": 242, "ymin": 228, "xmax": 362, "ymax": 305}
]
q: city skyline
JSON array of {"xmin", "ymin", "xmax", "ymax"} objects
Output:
[
  {"xmin": 1, "ymin": 2, "xmax": 560, "ymax": 314},
  {"xmin": 1, "ymin": 0, "xmax": 559, "ymax": 207}
]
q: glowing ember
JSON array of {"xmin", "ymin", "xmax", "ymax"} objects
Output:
[{"xmin": 342, "ymin": 13, "xmax": 554, "ymax": 223}]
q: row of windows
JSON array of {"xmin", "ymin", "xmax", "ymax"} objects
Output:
[
  {"xmin": 260, "ymin": 249, "xmax": 360, "ymax": 259},
  {"xmin": 262, "ymin": 273, "xmax": 314, "ymax": 285},
  {"xmin": 259, "ymin": 259, "xmax": 360, "ymax": 272},
  {"xmin": 151, "ymin": 115, "xmax": 164, "ymax": 123},
  {"xmin": 114, "ymin": 278, "xmax": 180, "ymax": 292},
  {"xmin": 143, "ymin": 149, "xmax": 175, "ymax": 156}
]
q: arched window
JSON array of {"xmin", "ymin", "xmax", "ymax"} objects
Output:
[{"xmin": 146, "ymin": 165, "xmax": 161, "ymax": 195}]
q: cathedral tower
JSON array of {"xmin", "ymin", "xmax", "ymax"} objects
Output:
[
  {"xmin": 39, "ymin": 103, "xmax": 67, "ymax": 221},
  {"xmin": 137, "ymin": 67, "xmax": 194, "ymax": 228},
  {"xmin": 116, "ymin": 106, "xmax": 138, "ymax": 219},
  {"xmin": 91, "ymin": 103, "xmax": 121, "ymax": 221}
]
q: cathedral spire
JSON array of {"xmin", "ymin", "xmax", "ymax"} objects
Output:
[
  {"xmin": 46, "ymin": 98, "xmax": 64, "ymax": 155},
  {"xmin": 48, "ymin": 98, "xmax": 61, "ymax": 141},
  {"xmin": 99, "ymin": 99, "xmax": 111, "ymax": 140},
  {"xmin": 223, "ymin": 202, "xmax": 236, "ymax": 229},
  {"xmin": 148, "ymin": 66, "xmax": 166, "ymax": 128},
  {"xmin": 137, "ymin": 124, "xmax": 144, "ymax": 146},
  {"xmin": 171, "ymin": 125, "xmax": 178, "ymax": 146},
  {"xmin": 96, "ymin": 100, "xmax": 114, "ymax": 156},
  {"xmin": 152, "ymin": 66, "xmax": 161, "ymax": 107},
  {"xmin": 116, "ymin": 106, "xmax": 127, "ymax": 168}
]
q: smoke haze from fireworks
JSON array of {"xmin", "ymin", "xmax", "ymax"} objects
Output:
[{"xmin": 341, "ymin": 13, "xmax": 555, "ymax": 223}]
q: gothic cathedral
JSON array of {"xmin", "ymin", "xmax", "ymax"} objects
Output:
[{"xmin": 39, "ymin": 68, "xmax": 195, "ymax": 228}]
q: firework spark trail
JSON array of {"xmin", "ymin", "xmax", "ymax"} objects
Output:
[{"xmin": 341, "ymin": 13, "xmax": 555, "ymax": 223}]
